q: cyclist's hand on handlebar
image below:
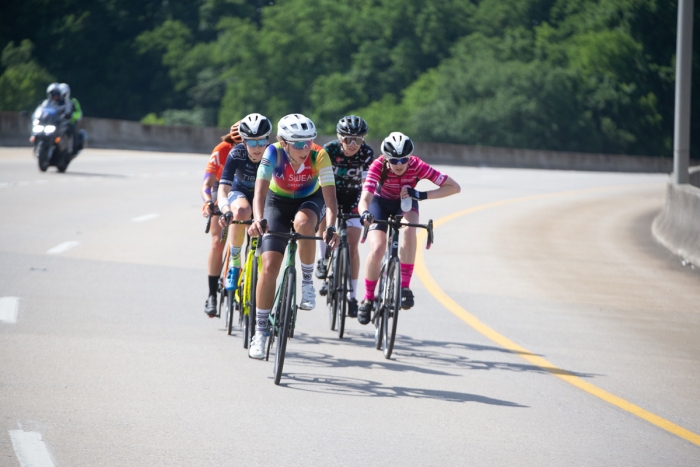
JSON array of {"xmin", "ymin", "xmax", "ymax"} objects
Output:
[
  {"xmin": 248, "ymin": 219, "xmax": 267, "ymax": 237},
  {"xmin": 324, "ymin": 226, "xmax": 339, "ymax": 249},
  {"xmin": 202, "ymin": 201, "xmax": 213, "ymax": 218},
  {"xmin": 360, "ymin": 210, "xmax": 373, "ymax": 227},
  {"xmin": 218, "ymin": 211, "xmax": 232, "ymax": 229}
]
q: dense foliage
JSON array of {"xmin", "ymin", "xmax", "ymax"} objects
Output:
[{"xmin": 1, "ymin": 0, "xmax": 698, "ymax": 157}]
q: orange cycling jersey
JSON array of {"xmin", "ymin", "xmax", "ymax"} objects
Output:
[{"xmin": 204, "ymin": 142, "xmax": 233, "ymax": 181}]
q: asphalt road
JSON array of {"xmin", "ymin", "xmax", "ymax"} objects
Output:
[{"xmin": 1, "ymin": 148, "xmax": 699, "ymax": 466}]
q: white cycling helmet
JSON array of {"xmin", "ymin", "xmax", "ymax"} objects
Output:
[
  {"xmin": 277, "ymin": 114, "xmax": 317, "ymax": 141},
  {"xmin": 381, "ymin": 132, "xmax": 414, "ymax": 158},
  {"xmin": 239, "ymin": 113, "xmax": 272, "ymax": 138}
]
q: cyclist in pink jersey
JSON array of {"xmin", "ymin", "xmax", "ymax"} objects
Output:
[
  {"xmin": 357, "ymin": 132, "xmax": 461, "ymax": 324},
  {"xmin": 246, "ymin": 114, "xmax": 339, "ymax": 359}
]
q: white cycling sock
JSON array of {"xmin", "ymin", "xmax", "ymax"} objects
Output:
[
  {"xmin": 256, "ymin": 308, "xmax": 270, "ymax": 334},
  {"xmin": 301, "ymin": 262, "xmax": 314, "ymax": 286},
  {"xmin": 318, "ymin": 240, "xmax": 326, "ymax": 262},
  {"xmin": 348, "ymin": 279, "xmax": 358, "ymax": 299}
]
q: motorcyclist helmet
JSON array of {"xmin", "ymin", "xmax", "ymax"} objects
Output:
[
  {"xmin": 277, "ymin": 114, "xmax": 317, "ymax": 141},
  {"xmin": 381, "ymin": 132, "xmax": 414, "ymax": 158},
  {"xmin": 337, "ymin": 115, "xmax": 368, "ymax": 136},
  {"xmin": 239, "ymin": 113, "xmax": 272, "ymax": 139},
  {"xmin": 46, "ymin": 83, "xmax": 61, "ymax": 101},
  {"xmin": 58, "ymin": 83, "xmax": 71, "ymax": 101}
]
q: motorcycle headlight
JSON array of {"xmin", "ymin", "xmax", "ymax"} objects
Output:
[
  {"xmin": 44, "ymin": 125, "xmax": 56, "ymax": 134},
  {"xmin": 33, "ymin": 125, "xmax": 45, "ymax": 133}
]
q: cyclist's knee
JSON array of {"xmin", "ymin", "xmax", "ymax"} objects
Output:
[
  {"xmin": 294, "ymin": 213, "xmax": 317, "ymax": 235},
  {"xmin": 231, "ymin": 203, "xmax": 251, "ymax": 220}
]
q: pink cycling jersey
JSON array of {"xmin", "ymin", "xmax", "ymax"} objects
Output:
[{"xmin": 363, "ymin": 155, "xmax": 447, "ymax": 200}]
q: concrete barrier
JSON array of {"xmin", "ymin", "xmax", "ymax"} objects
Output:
[
  {"xmin": 689, "ymin": 165, "xmax": 700, "ymax": 188},
  {"xmin": 0, "ymin": 111, "xmax": 692, "ymax": 172},
  {"xmin": 652, "ymin": 182, "xmax": 700, "ymax": 266}
]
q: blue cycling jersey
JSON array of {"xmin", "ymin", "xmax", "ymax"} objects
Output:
[{"xmin": 219, "ymin": 143, "xmax": 260, "ymax": 197}]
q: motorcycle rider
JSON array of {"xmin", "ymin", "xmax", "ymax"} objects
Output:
[{"xmin": 58, "ymin": 83, "xmax": 84, "ymax": 155}]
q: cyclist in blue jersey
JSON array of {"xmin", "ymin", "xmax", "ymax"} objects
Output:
[{"xmin": 216, "ymin": 114, "xmax": 272, "ymax": 315}]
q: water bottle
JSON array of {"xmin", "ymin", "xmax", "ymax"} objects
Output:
[{"xmin": 401, "ymin": 185, "xmax": 412, "ymax": 212}]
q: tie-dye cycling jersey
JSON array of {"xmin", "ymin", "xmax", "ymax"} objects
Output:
[{"xmin": 257, "ymin": 142, "xmax": 335, "ymax": 198}]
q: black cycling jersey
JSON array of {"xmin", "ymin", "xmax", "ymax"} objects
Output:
[
  {"xmin": 219, "ymin": 143, "xmax": 260, "ymax": 197},
  {"xmin": 323, "ymin": 141, "xmax": 374, "ymax": 211}
]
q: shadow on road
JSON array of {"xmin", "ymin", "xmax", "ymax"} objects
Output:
[
  {"xmin": 279, "ymin": 373, "xmax": 528, "ymax": 407},
  {"xmin": 289, "ymin": 331, "xmax": 596, "ymax": 378}
]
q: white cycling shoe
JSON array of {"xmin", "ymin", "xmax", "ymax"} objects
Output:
[
  {"xmin": 299, "ymin": 284, "xmax": 316, "ymax": 310},
  {"xmin": 248, "ymin": 332, "xmax": 268, "ymax": 359}
]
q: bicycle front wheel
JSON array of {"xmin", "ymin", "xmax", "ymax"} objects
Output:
[
  {"xmin": 374, "ymin": 261, "xmax": 387, "ymax": 350},
  {"xmin": 382, "ymin": 257, "xmax": 401, "ymax": 359},
  {"xmin": 247, "ymin": 255, "xmax": 259, "ymax": 349},
  {"xmin": 328, "ymin": 249, "xmax": 338, "ymax": 330},
  {"xmin": 226, "ymin": 289, "xmax": 235, "ymax": 335},
  {"xmin": 274, "ymin": 268, "xmax": 295, "ymax": 385},
  {"xmin": 336, "ymin": 245, "xmax": 350, "ymax": 339}
]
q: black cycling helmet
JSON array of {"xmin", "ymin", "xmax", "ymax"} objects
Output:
[
  {"xmin": 336, "ymin": 115, "xmax": 368, "ymax": 136},
  {"xmin": 238, "ymin": 113, "xmax": 272, "ymax": 138},
  {"xmin": 381, "ymin": 132, "xmax": 414, "ymax": 158}
]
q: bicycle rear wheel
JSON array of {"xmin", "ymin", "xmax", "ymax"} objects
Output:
[
  {"xmin": 274, "ymin": 268, "xmax": 295, "ymax": 385},
  {"xmin": 374, "ymin": 261, "xmax": 387, "ymax": 350},
  {"xmin": 336, "ymin": 245, "xmax": 350, "ymax": 339},
  {"xmin": 383, "ymin": 257, "xmax": 401, "ymax": 359}
]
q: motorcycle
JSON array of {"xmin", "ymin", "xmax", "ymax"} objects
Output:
[{"xmin": 30, "ymin": 103, "xmax": 86, "ymax": 173}]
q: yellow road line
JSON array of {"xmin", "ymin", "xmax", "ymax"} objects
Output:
[{"xmin": 414, "ymin": 185, "xmax": 700, "ymax": 447}]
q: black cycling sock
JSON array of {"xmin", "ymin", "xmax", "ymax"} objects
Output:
[{"xmin": 208, "ymin": 275, "xmax": 219, "ymax": 297}]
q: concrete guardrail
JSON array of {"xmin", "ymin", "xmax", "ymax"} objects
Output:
[
  {"xmin": 1, "ymin": 111, "xmax": 688, "ymax": 172},
  {"xmin": 652, "ymin": 182, "xmax": 700, "ymax": 267}
]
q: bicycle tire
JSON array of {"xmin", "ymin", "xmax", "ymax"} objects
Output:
[
  {"xmin": 248, "ymin": 254, "xmax": 258, "ymax": 347},
  {"xmin": 328, "ymin": 249, "xmax": 338, "ymax": 330},
  {"xmin": 336, "ymin": 245, "xmax": 350, "ymax": 338},
  {"xmin": 383, "ymin": 257, "xmax": 401, "ymax": 359},
  {"xmin": 374, "ymin": 261, "xmax": 387, "ymax": 350},
  {"xmin": 274, "ymin": 268, "xmax": 295, "ymax": 385},
  {"xmin": 226, "ymin": 290, "xmax": 235, "ymax": 335}
]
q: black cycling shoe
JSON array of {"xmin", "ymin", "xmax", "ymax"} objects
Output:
[
  {"xmin": 315, "ymin": 258, "xmax": 328, "ymax": 279},
  {"xmin": 204, "ymin": 295, "xmax": 217, "ymax": 318},
  {"xmin": 319, "ymin": 282, "xmax": 328, "ymax": 296},
  {"xmin": 347, "ymin": 298, "xmax": 358, "ymax": 318},
  {"xmin": 357, "ymin": 299, "xmax": 373, "ymax": 325},
  {"xmin": 401, "ymin": 288, "xmax": 414, "ymax": 310}
]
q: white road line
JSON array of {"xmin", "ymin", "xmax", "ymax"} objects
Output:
[
  {"xmin": 35, "ymin": 180, "xmax": 48, "ymax": 185},
  {"xmin": 46, "ymin": 241, "xmax": 80, "ymax": 254},
  {"xmin": 9, "ymin": 430, "xmax": 56, "ymax": 467},
  {"xmin": 0, "ymin": 182, "xmax": 9, "ymax": 188},
  {"xmin": 131, "ymin": 213, "xmax": 159, "ymax": 222},
  {"xmin": 0, "ymin": 297, "xmax": 19, "ymax": 323}
]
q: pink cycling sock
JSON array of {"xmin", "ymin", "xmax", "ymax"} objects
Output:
[
  {"xmin": 401, "ymin": 263, "xmax": 414, "ymax": 288},
  {"xmin": 364, "ymin": 279, "xmax": 378, "ymax": 301}
]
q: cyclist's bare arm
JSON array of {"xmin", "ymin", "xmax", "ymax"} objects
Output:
[
  {"xmin": 321, "ymin": 185, "xmax": 340, "ymax": 247},
  {"xmin": 201, "ymin": 174, "xmax": 217, "ymax": 217},
  {"xmin": 217, "ymin": 184, "xmax": 232, "ymax": 214},
  {"xmin": 249, "ymin": 178, "xmax": 270, "ymax": 236},
  {"xmin": 358, "ymin": 190, "xmax": 374, "ymax": 225},
  {"xmin": 401, "ymin": 176, "xmax": 461, "ymax": 200}
]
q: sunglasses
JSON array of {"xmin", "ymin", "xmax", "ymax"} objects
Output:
[
  {"xmin": 288, "ymin": 140, "xmax": 312, "ymax": 150},
  {"xmin": 244, "ymin": 138, "xmax": 268, "ymax": 148},
  {"xmin": 387, "ymin": 156, "xmax": 409, "ymax": 165},
  {"xmin": 340, "ymin": 136, "xmax": 364, "ymax": 146}
]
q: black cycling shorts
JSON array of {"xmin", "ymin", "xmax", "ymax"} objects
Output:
[
  {"xmin": 368, "ymin": 196, "xmax": 418, "ymax": 233},
  {"xmin": 262, "ymin": 190, "xmax": 326, "ymax": 254}
]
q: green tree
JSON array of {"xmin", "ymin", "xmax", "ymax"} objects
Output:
[{"xmin": 0, "ymin": 40, "xmax": 54, "ymax": 111}]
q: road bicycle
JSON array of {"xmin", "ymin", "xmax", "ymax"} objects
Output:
[
  {"xmin": 361, "ymin": 215, "xmax": 433, "ymax": 359},
  {"xmin": 260, "ymin": 224, "xmax": 330, "ymax": 385},
  {"xmin": 321, "ymin": 211, "xmax": 360, "ymax": 338},
  {"xmin": 220, "ymin": 218, "xmax": 256, "ymax": 346}
]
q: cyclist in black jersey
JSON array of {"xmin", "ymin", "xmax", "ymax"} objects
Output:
[
  {"xmin": 316, "ymin": 115, "xmax": 374, "ymax": 317},
  {"xmin": 217, "ymin": 113, "xmax": 272, "ymax": 294}
]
